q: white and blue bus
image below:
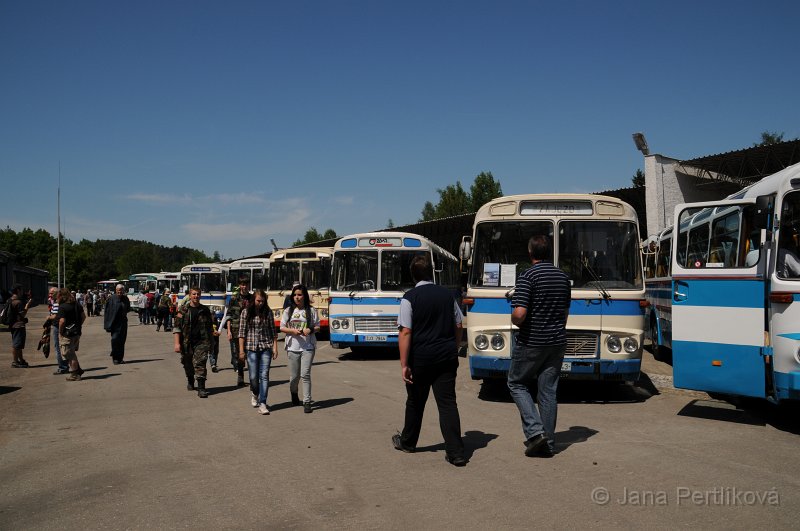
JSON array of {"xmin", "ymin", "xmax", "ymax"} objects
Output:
[
  {"xmin": 329, "ymin": 232, "xmax": 461, "ymax": 350},
  {"xmin": 227, "ymin": 258, "xmax": 270, "ymax": 304},
  {"xmin": 668, "ymin": 161, "xmax": 800, "ymax": 402},
  {"xmin": 461, "ymin": 194, "xmax": 646, "ymax": 382},
  {"xmin": 643, "ymin": 229, "xmax": 674, "ymax": 358},
  {"xmin": 179, "ymin": 263, "xmax": 230, "ymax": 318}
]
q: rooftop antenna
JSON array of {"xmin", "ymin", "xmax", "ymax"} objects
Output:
[{"xmin": 270, "ymin": 238, "xmax": 279, "ymax": 251}]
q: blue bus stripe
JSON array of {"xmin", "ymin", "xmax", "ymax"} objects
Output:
[
  {"xmin": 330, "ymin": 297, "xmax": 402, "ymax": 306},
  {"xmin": 671, "ymin": 279, "xmax": 764, "ymax": 308}
]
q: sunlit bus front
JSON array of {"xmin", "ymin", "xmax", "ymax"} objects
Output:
[
  {"xmin": 179, "ymin": 263, "xmax": 229, "ymax": 318},
  {"xmin": 463, "ymin": 195, "xmax": 645, "ymax": 382},
  {"xmin": 267, "ymin": 248, "xmax": 332, "ymax": 330},
  {"xmin": 328, "ymin": 233, "xmax": 460, "ymax": 350}
]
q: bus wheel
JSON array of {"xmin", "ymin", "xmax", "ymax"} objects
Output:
[{"xmin": 649, "ymin": 319, "xmax": 661, "ymax": 360}]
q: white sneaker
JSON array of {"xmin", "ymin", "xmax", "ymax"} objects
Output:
[
  {"xmin": 251, "ymin": 394, "xmax": 258, "ymax": 407},
  {"xmin": 258, "ymin": 403, "xmax": 270, "ymax": 415}
]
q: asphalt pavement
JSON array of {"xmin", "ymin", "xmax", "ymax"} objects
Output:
[{"xmin": 1, "ymin": 305, "xmax": 798, "ymax": 529}]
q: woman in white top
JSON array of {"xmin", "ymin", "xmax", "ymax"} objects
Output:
[{"xmin": 280, "ymin": 284, "xmax": 320, "ymax": 413}]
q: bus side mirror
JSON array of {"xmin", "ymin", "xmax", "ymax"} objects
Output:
[
  {"xmin": 754, "ymin": 195, "xmax": 773, "ymax": 230},
  {"xmin": 460, "ymin": 237, "xmax": 472, "ymax": 261}
]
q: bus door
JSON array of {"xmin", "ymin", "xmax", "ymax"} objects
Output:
[{"xmin": 670, "ymin": 199, "xmax": 770, "ymax": 398}]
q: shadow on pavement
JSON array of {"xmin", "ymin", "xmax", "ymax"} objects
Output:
[
  {"xmin": 121, "ymin": 358, "xmax": 164, "ymax": 364},
  {"xmin": 554, "ymin": 425, "xmax": 599, "ymax": 454},
  {"xmin": 312, "ymin": 397, "xmax": 354, "ymax": 411},
  {"xmin": 477, "ymin": 379, "xmax": 652, "ymax": 404},
  {"xmin": 633, "ymin": 372, "xmax": 661, "ymax": 396},
  {"xmin": 83, "ymin": 367, "xmax": 108, "ymax": 372},
  {"xmin": 463, "ymin": 430, "xmax": 499, "ymax": 459},
  {"xmin": 677, "ymin": 398, "xmax": 800, "ymax": 434},
  {"xmin": 80, "ymin": 373, "xmax": 121, "ymax": 380},
  {"xmin": 414, "ymin": 430, "xmax": 499, "ymax": 460},
  {"xmin": 0, "ymin": 386, "xmax": 21, "ymax": 396}
]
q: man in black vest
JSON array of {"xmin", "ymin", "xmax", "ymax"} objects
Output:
[{"xmin": 393, "ymin": 255, "xmax": 467, "ymax": 467}]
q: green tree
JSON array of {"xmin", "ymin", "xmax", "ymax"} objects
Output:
[
  {"xmin": 469, "ymin": 171, "xmax": 503, "ymax": 212},
  {"xmin": 632, "ymin": 169, "xmax": 645, "ymax": 187},
  {"xmin": 421, "ymin": 201, "xmax": 436, "ymax": 222},
  {"xmin": 420, "ymin": 172, "xmax": 504, "ymax": 221},
  {"xmin": 292, "ymin": 227, "xmax": 337, "ymax": 246},
  {"xmin": 387, "ymin": 219, "xmax": 395, "ymax": 229},
  {"xmin": 754, "ymin": 131, "xmax": 785, "ymax": 146}
]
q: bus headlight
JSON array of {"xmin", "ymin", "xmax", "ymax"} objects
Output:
[
  {"xmin": 321, "ymin": 309, "xmax": 329, "ymax": 318},
  {"xmin": 606, "ymin": 335, "xmax": 622, "ymax": 353},
  {"xmin": 491, "ymin": 333, "xmax": 505, "ymax": 351},
  {"xmin": 341, "ymin": 319, "xmax": 350, "ymax": 329},
  {"xmin": 331, "ymin": 320, "xmax": 340, "ymax": 330},
  {"xmin": 623, "ymin": 337, "xmax": 639, "ymax": 354},
  {"xmin": 274, "ymin": 309, "xmax": 282, "ymax": 319},
  {"xmin": 475, "ymin": 334, "xmax": 489, "ymax": 351}
]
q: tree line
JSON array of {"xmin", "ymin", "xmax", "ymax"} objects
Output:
[{"xmin": 0, "ymin": 227, "xmax": 213, "ymax": 290}]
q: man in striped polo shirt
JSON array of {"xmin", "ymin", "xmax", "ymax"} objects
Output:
[{"xmin": 508, "ymin": 235, "xmax": 571, "ymax": 458}]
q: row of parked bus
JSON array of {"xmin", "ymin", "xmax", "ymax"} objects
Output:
[
  {"xmin": 96, "ymin": 165, "xmax": 800, "ymax": 406},
  {"xmin": 643, "ymin": 161, "xmax": 800, "ymax": 403}
]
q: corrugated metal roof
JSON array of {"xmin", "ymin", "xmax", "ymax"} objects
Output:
[{"xmin": 681, "ymin": 139, "xmax": 800, "ymax": 182}]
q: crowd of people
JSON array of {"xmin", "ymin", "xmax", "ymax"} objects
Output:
[{"xmin": 5, "ymin": 234, "xmax": 570, "ymax": 468}]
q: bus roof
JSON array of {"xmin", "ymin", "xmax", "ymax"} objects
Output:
[
  {"xmin": 334, "ymin": 231, "xmax": 456, "ymax": 260},
  {"xmin": 475, "ymin": 193, "xmax": 637, "ymax": 220},
  {"xmin": 270, "ymin": 247, "xmax": 333, "ymax": 260}
]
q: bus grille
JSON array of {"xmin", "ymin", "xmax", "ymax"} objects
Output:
[
  {"xmin": 354, "ymin": 316, "xmax": 398, "ymax": 334},
  {"xmin": 565, "ymin": 332, "xmax": 599, "ymax": 358}
]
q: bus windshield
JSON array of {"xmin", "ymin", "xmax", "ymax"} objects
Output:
[
  {"xmin": 180, "ymin": 273, "xmax": 225, "ymax": 293},
  {"xmin": 229, "ymin": 268, "xmax": 269, "ymax": 290},
  {"xmin": 559, "ymin": 221, "xmax": 642, "ymax": 289},
  {"xmin": 469, "ymin": 221, "xmax": 553, "ymax": 287},
  {"xmin": 269, "ymin": 262, "xmax": 300, "ymax": 290},
  {"xmin": 332, "ymin": 252, "xmax": 378, "ymax": 291},
  {"xmin": 381, "ymin": 250, "xmax": 426, "ymax": 291},
  {"xmin": 302, "ymin": 258, "xmax": 331, "ymax": 290}
]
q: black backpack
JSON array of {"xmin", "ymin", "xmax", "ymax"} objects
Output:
[{"xmin": 0, "ymin": 300, "xmax": 14, "ymax": 326}]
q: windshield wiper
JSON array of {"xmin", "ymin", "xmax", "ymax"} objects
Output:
[{"xmin": 581, "ymin": 257, "xmax": 611, "ymax": 300}]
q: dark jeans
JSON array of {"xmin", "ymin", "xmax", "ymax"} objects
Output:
[
  {"xmin": 110, "ymin": 322, "xmax": 128, "ymax": 361},
  {"xmin": 507, "ymin": 343, "xmax": 565, "ymax": 453},
  {"xmin": 400, "ymin": 357, "xmax": 464, "ymax": 458}
]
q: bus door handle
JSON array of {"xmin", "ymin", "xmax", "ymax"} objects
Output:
[{"xmin": 673, "ymin": 281, "xmax": 688, "ymax": 302}]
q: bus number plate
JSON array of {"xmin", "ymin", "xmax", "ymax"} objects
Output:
[
  {"xmin": 365, "ymin": 335, "xmax": 387, "ymax": 342},
  {"xmin": 561, "ymin": 362, "xmax": 571, "ymax": 372}
]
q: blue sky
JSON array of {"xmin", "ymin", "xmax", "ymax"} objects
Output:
[{"xmin": 2, "ymin": 0, "xmax": 799, "ymax": 259}]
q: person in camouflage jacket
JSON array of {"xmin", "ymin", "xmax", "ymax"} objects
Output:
[
  {"xmin": 225, "ymin": 278, "xmax": 252, "ymax": 386},
  {"xmin": 173, "ymin": 287, "xmax": 217, "ymax": 398}
]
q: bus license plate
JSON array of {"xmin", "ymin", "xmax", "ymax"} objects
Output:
[
  {"xmin": 561, "ymin": 362, "xmax": 571, "ymax": 372},
  {"xmin": 365, "ymin": 335, "xmax": 387, "ymax": 342}
]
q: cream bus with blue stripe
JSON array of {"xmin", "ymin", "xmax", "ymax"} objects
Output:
[
  {"xmin": 670, "ymin": 161, "xmax": 800, "ymax": 402},
  {"xmin": 460, "ymin": 194, "xmax": 646, "ymax": 382},
  {"xmin": 179, "ymin": 263, "xmax": 230, "ymax": 318},
  {"xmin": 329, "ymin": 232, "xmax": 460, "ymax": 350}
]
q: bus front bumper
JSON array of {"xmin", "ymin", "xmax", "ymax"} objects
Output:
[
  {"xmin": 330, "ymin": 333, "xmax": 399, "ymax": 349},
  {"xmin": 469, "ymin": 355, "xmax": 641, "ymax": 382}
]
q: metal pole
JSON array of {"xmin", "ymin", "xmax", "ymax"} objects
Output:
[{"xmin": 57, "ymin": 162, "xmax": 61, "ymax": 288}]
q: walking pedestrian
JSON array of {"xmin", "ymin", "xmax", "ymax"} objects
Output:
[
  {"xmin": 238, "ymin": 289, "xmax": 277, "ymax": 414},
  {"xmin": 57, "ymin": 288, "xmax": 86, "ymax": 381},
  {"xmin": 224, "ymin": 277, "xmax": 252, "ymax": 385},
  {"xmin": 104, "ymin": 284, "xmax": 131, "ymax": 364},
  {"xmin": 156, "ymin": 289, "xmax": 173, "ymax": 332},
  {"xmin": 173, "ymin": 287, "xmax": 217, "ymax": 398},
  {"xmin": 47, "ymin": 286, "xmax": 69, "ymax": 374},
  {"xmin": 391, "ymin": 255, "xmax": 467, "ymax": 467},
  {"xmin": 280, "ymin": 284, "xmax": 320, "ymax": 413},
  {"xmin": 7, "ymin": 284, "xmax": 32, "ymax": 368},
  {"xmin": 507, "ymin": 235, "xmax": 571, "ymax": 458}
]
